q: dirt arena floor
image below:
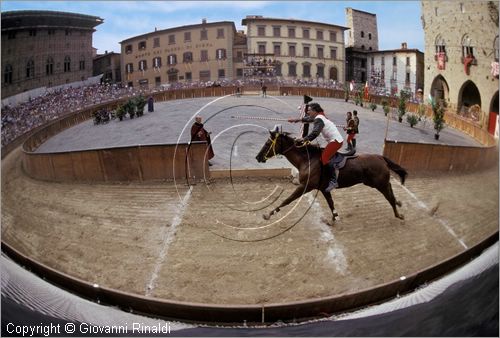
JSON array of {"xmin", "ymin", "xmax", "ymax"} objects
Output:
[{"xmin": 2, "ymin": 145, "xmax": 498, "ymax": 305}]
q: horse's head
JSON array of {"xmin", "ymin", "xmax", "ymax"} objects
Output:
[{"xmin": 255, "ymin": 126, "xmax": 294, "ymax": 163}]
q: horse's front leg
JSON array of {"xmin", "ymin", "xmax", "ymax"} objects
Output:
[
  {"xmin": 263, "ymin": 185, "xmax": 311, "ymax": 220},
  {"xmin": 321, "ymin": 190, "xmax": 338, "ymax": 223}
]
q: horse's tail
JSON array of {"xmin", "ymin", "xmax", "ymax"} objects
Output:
[{"xmin": 383, "ymin": 156, "xmax": 408, "ymax": 185}]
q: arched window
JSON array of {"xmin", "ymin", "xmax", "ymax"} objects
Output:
[
  {"xmin": 288, "ymin": 61, "xmax": 297, "ymax": 77},
  {"xmin": 361, "ymin": 31, "xmax": 364, "ymax": 38},
  {"xmin": 435, "ymin": 34, "xmax": 446, "ymax": 54},
  {"xmin": 461, "ymin": 34, "xmax": 474, "ymax": 57},
  {"xmin": 368, "ymin": 33, "xmax": 372, "ymax": 40},
  {"xmin": 26, "ymin": 59, "xmax": 34, "ymax": 78},
  {"xmin": 183, "ymin": 52, "xmax": 193, "ymax": 63},
  {"xmin": 167, "ymin": 54, "xmax": 177, "ymax": 65},
  {"xmin": 79, "ymin": 55, "xmax": 85, "ymax": 70},
  {"xmin": 46, "ymin": 57, "xmax": 54, "ymax": 75},
  {"xmin": 4, "ymin": 64, "xmax": 13, "ymax": 84},
  {"xmin": 64, "ymin": 56, "xmax": 71, "ymax": 72}
]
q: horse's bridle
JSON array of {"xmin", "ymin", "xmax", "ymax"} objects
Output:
[{"xmin": 263, "ymin": 133, "xmax": 310, "ymax": 161}]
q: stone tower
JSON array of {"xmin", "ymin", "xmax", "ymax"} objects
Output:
[{"xmin": 345, "ymin": 7, "xmax": 379, "ymax": 51}]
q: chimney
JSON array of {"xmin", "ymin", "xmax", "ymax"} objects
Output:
[
  {"xmin": 202, "ymin": 18, "xmax": 207, "ymax": 24},
  {"xmin": 401, "ymin": 42, "xmax": 407, "ymax": 49}
]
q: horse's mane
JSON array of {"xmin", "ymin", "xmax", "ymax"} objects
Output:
[{"xmin": 280, "ymin": 133, "xmax": 322, "ymax": 155}]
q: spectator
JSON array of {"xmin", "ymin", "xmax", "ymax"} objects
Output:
[
  {"xmin": 190, "ymin": 115, "xmax": 215, "ymax": 166},
  {"xmin": 148, "ymin": 95, "xmax": 154, "ymax": 112}
]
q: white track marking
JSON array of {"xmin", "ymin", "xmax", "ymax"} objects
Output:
[
  {"xmin": 306, "ymin": 193, "xmax": 348, "ymax": 274},
  {"xmin": 394, "ymin": 179, "xmax": 468, "ymax": 249},
  {"xmin": 145, "ymin": 187, "xmax": 192, "ymax": 296}
]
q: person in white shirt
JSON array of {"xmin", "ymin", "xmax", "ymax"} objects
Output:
[{"xmin": 288, "ymin": 103, "xmax": 344, "ymax": 191}]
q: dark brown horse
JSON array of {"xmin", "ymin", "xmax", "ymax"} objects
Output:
[{"xmin": 255, "ymin": 129, "xmax": 408, "ymax": 222}]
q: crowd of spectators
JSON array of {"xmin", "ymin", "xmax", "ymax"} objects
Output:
[{"xmin": 3, "ymin": 78, "xmax": 399, "ymax": 147}]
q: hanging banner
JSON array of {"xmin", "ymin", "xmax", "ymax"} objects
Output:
[{"xmin": 437, "ymin": 52, "xmax": 446, "ymax": 70}]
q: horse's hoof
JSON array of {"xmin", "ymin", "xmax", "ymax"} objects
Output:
[
  {"xmin": 263, "ymin": 214, "xmax": 270, "ymax": 220},
  {"xmin": 398, "ymin": 214, "xmax": 405, "ymax": 220},
  {"xmin": 396, "ymin": 201, "xmax": 403, "ymax": 207}
]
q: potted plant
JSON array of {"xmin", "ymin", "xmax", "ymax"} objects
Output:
[
  {"xmin": 343, "ymin": 83, "xmax": 350, "ymax": 102},
  {"xmin": 406, "ymin": 113, "xmax": 419, "ymax": 128},
  {"xmin": 397, "ymin": 90, "xmax": 410, "ymax": 122},
  {"xmin": 383, "ymin": 105, "xmax": 390, "ymax": 116},
  {"xmin": 369, "ymin": 102, "xmax": 377, "ymax": 112},
  {"xmin": 134, "ymin": 95, "xmax": 146, "ymax": 117},
  {"xmin": 125, "ymin": 99, "xmax": 136, "ymax": 119},
  {"xmin": 432, "ymin": 99, "xmax": 446, "ymax": 140},
  {"xmin": 357, "ymin": 89, "xmax": 364, "ymax": 107},
  {"xmin": 115, "ymin": 105, "xmax": 126, "ymax": 121}
]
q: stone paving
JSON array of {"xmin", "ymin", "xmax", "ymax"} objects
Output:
[{"xmin": 36, "ymin": 94, "xmax": 483, "ymax": 170}]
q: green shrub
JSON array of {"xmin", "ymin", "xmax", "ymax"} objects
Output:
[
  {"xmin": 369, "ymin": 102, "xmax": 377, "ymax": 111},
  {"xmin": 406, "ymin": 114, "xmax": 419, "ymax": 128}
]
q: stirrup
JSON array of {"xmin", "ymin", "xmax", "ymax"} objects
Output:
[{"xmin": 326, "ymin": 179, "xmax": 338, "ymax": 192}]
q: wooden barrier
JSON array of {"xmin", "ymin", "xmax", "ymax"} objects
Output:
[
  {"xmin": 23, "ymin": 142, "xmax": 209, "ymax": 182},
  {"xmin": 383, "ymin": 140, "xmax": 499, "ymax": 172}
]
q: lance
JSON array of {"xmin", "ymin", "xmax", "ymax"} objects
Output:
[{"xmin": 231, "ymin": 115, "xmax": 346, "ymax": 128}]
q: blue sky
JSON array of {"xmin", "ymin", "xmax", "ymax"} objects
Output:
[{"xmin": 2, "ymin": 1, "xmax": 424, "ymax": 54}]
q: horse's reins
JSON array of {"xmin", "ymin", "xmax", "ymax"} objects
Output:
[{"xmin": 263, "ymin": 133, "xmax": 311, "ymax": 161}]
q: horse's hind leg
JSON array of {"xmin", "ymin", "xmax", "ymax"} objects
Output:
[
  {"xmin": 377, "ymin": 183, "xmax": 404, "ymax": 220},
  {"xmin": 321, "ymin": 190, "xmax": 338, "ymax": 222}
]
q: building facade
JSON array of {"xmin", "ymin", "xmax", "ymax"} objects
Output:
[
  {"xmin": 93, "ymin": 51, "xmax": 121, "ymax": 84},
  {"xmin": 345, "ymin": 8, "xmax": 379, "ymax": 83},
  {"xmin": 242, "ymin": 16, "xmax": 347, "ymax": 83},
  {"xmin": 421, "ymin": 0, "xmax": 499, "ymax": 133},
  {"xmin": 1, "ymin": 10, "xmax": 103, "ymax": 99},
  {"xmin": 120, "ymin": 20, "xmax": 238, "ymax": 88},
  {"xmin": 368, "ymin": 43, "xmax": 425, "ymax": 98}
]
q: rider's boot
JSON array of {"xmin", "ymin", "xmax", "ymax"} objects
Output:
[
  {"xmin": 323, "ymin": 161, "xmax": 338, "ymax": 192},
  {"xmin": 352, "ymin": 138, "xmax": 356, "ymax": 149}
]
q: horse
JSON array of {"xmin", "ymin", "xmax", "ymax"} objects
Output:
[{"xmin": 255, "ymin": 129, "xmax": 408, "ymax": 223}]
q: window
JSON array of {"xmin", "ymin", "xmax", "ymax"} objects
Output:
[
  {"xmin": 139, "ymin": 59, "xmax": 147, "ymax": 71},
  {"xmin": 199, "ymin": 70, "xmax": 210, "ymax": 81},
  {"xmin": 288, "ymin": 27, "xmax": 295, "ymax": 38},
  {"xmin": 126, "ymin": 63, "xmax": 134, "ymax": 73},
  {"xmin": 46, "ymin": 58, "xmax": 54, "ymax": 75},
  {"xmin": 316, "ymin": 30, "xmax": 323, "ymax": 40},
  {"xmin": 303, "ymin": 46, "xmax": 310, "ymax": 57},
  {"xmin": 236, "ymin": 68, "xmax": 243, "ymax": 77},
  {"xmin": 155, "ymin": 76, "xmax": 161, "ymax": 86},
  {"xmin": 139, "ymin": 41, "xmax": 146, "ymax": 50},
  {"xmin": 406, "ymin": 72, "xmax": 410, "ymax": 84},
  {"xmin": 289, "ymin": 45, "xmax": 296, "ymax": 57},
  {"xmin": 381, "ymin": 70, "xmax": 385, "ymax": 80},
  {"xmin": 371, "ymin": 57, "xmax": 374, "ymax": 66},
  {"xmin": 200, "ymin": 29, "xmax": 208, "ymax": 40},
  {"xmin": 381, "ymin": 56, "xmax": 385, "ymax": 65},
  {"xmin": 288, "ymin": 62, "xmax": 297, "ymax": 76},
  {"xmin": 317, "ymin": 64, "xmax": 324, "ymax": 78},
  {"xmin": 392, "ymin": 71, "xmax": 397, "ymax": 80},
  {"xmin": 185, "ymin": 72, "xmax": 192, "ymax": 81},
  {"xmin": 303, "ymin": 28, "xmax": 310, "ymax": 39},
  {"xmin": 153, "ymin": 57, "xmax": 162, "ymax": 68},
  {"xmin": 303, "ymin": 64, "xmax": 311, "ymax": 77},
  {"xmin": 461, "ymin": 35, "xmax": 474, "ymax": 57},
  {"xmin": 258, "ymin": 44, "xmax": 266, "ymax": 54},
  {"xmin": 183, "ymin": 52, "xmax": 193, "ymax": 63},
  {"xmin": 48, "ymin": 29, "xmax": 55, "ymax": 35},
  {"xmin": 29, "ymin": 29, "xmax": 37, "ymax": 37},
  {"xmin": 168, "ymin": 35, "xmax": 175, "ymax": 44},
  {"xmin": 495, "ymin": 36, "xmax": 499, "ymax": 61},
  {"xmin": 216, "ymin": 49, "xmax": 227, "ymax": 60},
  {"xmin": 317, "ymin": 47, "xmax": 324, "ymax": 59},
  {"xmin": 393, "ymin": 56, "xmax": 397, "ymax": 66},
  {"xmin": 218, "ymin": 69, "xmax": 225, "ymax": 78},
  {"xmin": 125, "ymin": 45, "xmax": 133, "ymax": 54},
  {"xmin": 368, "ymin": 33, "xmax": 372, "ymax": 40},
  {"xmin": 361, "ymin": 59, "xmax": 366, "ymax": 68},
  {"xmin": 4, "ymin": 64, "xmax": 13, "ymax": 84},
  {"xmin": 65, "ymin": 29, "xmax": 71, "ymax": 36},
  {"xmin": 330, "ymin": 31, "xmax": 337, "ymax": 42},
  {"xmin": 184, "ymin": 32, "xmax": 191, "ymax": 42},
  {"xmin": 154, "ymin": 38, "xmax": 160, "ymax": 47},
  {"xmin": 275, "ymin": 62, "xmax": 282, "ymax": 76},
  {"xmin": 435, "ymin": 35, "xmax": 446, "ymax": 53},
  {"xmin": 236, "ymin": 51, "xmax": 243, "ymax": 61},
  {"xmin": 167, "ymin": 54, "xmax": 177, "ymax": 65},
  {"xmin": 217, "ymin": 28, "xmax": 224, "ymax": 38},
  {"xmin": 79, "ymin": 57, "xmax": 85, "ymax": 70},
  {"xmin": 361, "ymin": 45, "xmax": 365, "ymax": 50},
  {"xmin": 273, "ymin": 26, "xmax": 281, "ymax": 37},
  {"xmin": 406, "ymin": 57, "xmax": 410, "ymax": 66},
  {"xmin": 258, "ymin": 26, "xmax": 265, "ymax": 36},
  {"xmin": 361, "ymin": 31, "xmax": 364, "ymax": 38},
  {"xmin": 330, "ymin": 48, "xmax": 337, "ymax": 60},
  {"xmin": 64, "ymin": 56, "xmax": 71, "ymax": 72},
  {"xmin": 201, "ymin": 50, "xmax": 208, "ymax": 61},
  {"xmin": 274, "ymin": 44, "xmax": 281, "ymax": 56}
]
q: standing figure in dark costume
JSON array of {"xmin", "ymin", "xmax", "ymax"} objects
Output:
[
  {"xmin": 190, "ymin": 115, "xmax": 215, "ymax": 166},
  {"xmin": 300, "ymin": 95, "xmax": 314, "ymax": 137},
  {"xmin": 147, "ymin": 95, "xmax": 154, "ymax": 112}
]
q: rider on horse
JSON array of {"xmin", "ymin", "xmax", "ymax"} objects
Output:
[{"xmin": 288, "ymin": 102, "xmax": 344, "ymax": 192}]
